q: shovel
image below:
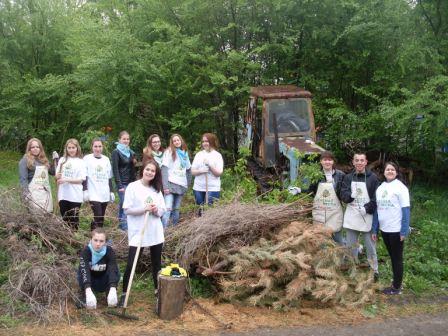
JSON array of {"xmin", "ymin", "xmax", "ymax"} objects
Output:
[{"xmin": 105, "ymin": 211, "xmax": 150, "ymax": 320}]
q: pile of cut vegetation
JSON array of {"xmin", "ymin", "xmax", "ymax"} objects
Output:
[
  {"xmin": 165, "ymin": 201, "xmax": 375, "ymax": 309},
  {"xmin": 0, "ymin": 189, "xmax": 85, "ymax": 323}
]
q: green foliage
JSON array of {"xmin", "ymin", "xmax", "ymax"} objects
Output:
[
  {"xmin": 0, "ymin": 0, "xmax": 448, "ymax": 176},
  {"xmin": 189, "ymin": 276, "xmax": 215, "ymax": 298}
]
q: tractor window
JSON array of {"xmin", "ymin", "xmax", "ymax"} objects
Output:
[{"xmin": 267, "ymin": 98, "xmax": 310, "ymax": 134}]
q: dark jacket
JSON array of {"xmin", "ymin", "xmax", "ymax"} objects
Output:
[
  {"xmin": 309, "ymin": 169, "xmax": 345, "ymax": 200},
  {"xmin": 111, "ymin": 149, "xmax": 136, "ymax": 189},
  {"xmin": 341, "ymin": 169, "xmax": 379, "ymax": 214},
  {"xmin": 78, "ymin": 245, "xmax": 119, "ymax": 289}
]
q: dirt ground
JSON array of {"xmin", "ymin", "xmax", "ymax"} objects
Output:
[{"xmin": 3, "ymin": 294, "xmax": 447, "ymax": 336}]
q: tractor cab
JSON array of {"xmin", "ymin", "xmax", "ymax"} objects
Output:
[{"xmin": 244, "ymin": 85, "xmax": 324, "ymax": 187}]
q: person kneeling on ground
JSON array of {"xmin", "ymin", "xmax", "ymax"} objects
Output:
[{"xmin": 77, "ymin": 228, "xmax": 120, "ymax": 309}]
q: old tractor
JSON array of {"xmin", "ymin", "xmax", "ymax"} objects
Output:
[{"xmin": 243, "ymin": 85, "xmax": 325, "ymax": 191}]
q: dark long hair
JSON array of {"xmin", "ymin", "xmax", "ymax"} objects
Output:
[
  {"xmin": 140, "ymin": 159, "xmax": 163, "ymax": 192},
  {"xmin": 383, "ymin": 161, "xmax": 405, "ymax": 184}
]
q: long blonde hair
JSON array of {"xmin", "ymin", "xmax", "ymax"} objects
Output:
[
  {"xmin": 24, "ymin": 138, "xmax": 49, "ymax": 169},
  {"xmin": 168, "ymin": 134, "xmax": 188, "ymax": 161},
  {"xmin": 62, "ymin": 138, "xmax": 83, "ymax": 159}
]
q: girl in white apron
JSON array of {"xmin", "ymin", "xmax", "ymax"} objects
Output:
[
  {"xmin": 161, "ymin": 134, "xmax": 191, "ymax": 227},
  {"xmin": 19, "ymin": 138, "xmax": 56, "ymax": 213},
  {"xmin": 311, "ymin": 151, "xmax": 345, "ymax": 244}
]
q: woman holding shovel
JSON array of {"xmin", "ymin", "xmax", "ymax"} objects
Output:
[
  {"xmin": 191, "ymin": 133, "xmax": 224, "ymax": 215},
  {"xmin": 19, "ymin": 138, "xmax": 58, "ymax": 213},
  {"xmin": 120, "ymin": 159, "xmax": 166, "ymax": 305}
]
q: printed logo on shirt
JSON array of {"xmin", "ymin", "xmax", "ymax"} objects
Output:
[
  {"xmin": 63, "ymin": 162, "xmax": 75, "ymax": 178},
  {"xmin": 356, "ymin": 188, "xmax": 363, "ymax": 197},
  {"xmin": 146, "ymin": 196, "xmax": 153, "ymax": 204},
  {"xmin": 322, "ymin": 189, "xmax": 330, "ymax": 198},
  {"xmin": 90, "ymin": 263, "xmax": 107, "ymax": 272},
  {"xmin": 40, "ymin": 171, "xmax": 46, "ymax": 179},
  {"xmin": 93, "ymin": 164, "xmax": 108, "ymax": 182},
  {"xmin": 381, "ymin": 190, "xmax": 388, "ymax": 198}
]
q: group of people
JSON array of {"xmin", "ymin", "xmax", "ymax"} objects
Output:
[
  {"xmin": 19, "ymin": 132, "xmax": 224, "ymax": 308},
  {"xmin": 311, "ymin": 151, "xmax": 410, "ymax": 295},
  {"xmin": 19, "ymin": 136, "xmax": 408, "ymax": 310}
]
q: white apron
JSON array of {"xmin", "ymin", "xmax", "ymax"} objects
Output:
[
  {"xmin": 312, "ymin": 182, "xmax": 343, "ymax": 232},
  {"xmin": 28, "ymin": 165, "xmax": 53, "ymax": 213},
  {"xmin": 343, "ymin": 181, "xmax": 372, "ymax": 232}
]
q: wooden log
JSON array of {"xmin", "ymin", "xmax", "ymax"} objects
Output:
[{"xmin": 157, "ymin": 275, "xmax": 186, "ymax": 320}]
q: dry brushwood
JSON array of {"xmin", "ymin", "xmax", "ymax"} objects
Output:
[
  {"xmin": 164, "ymin": 200, "xmax": 312, "ymax": 270},
  {"xmin": 0, "ymin": 189, "xmax": 85, "ymax": 323}
]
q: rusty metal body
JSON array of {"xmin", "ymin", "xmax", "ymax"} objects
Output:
[{"xmin": 244, "ymin": 85, "xmax": 324, "ymax": 189}]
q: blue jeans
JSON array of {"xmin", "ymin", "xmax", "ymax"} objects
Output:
[
  {"xmin": 162, "ymin": 193, "xmax": 183, "ymax": 228},
  {"xmin": 193, "ymin": 190, "xmax": 220, "ymax": 206},
  {"xmin": 118, "ymin": 185, "xmax": 128, "ymax": 231},
  {"xmin": 333, "ymin": 230, "xmax": 345, "ymax": 245}
]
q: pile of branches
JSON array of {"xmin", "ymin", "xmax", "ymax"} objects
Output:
[
  {"xmin": 165, "ymin": 201, "xmax": 375, "ymax": 308},
  {"xmin": 0, "ymin": 189, "xmax": 85, "ymax": 323}
]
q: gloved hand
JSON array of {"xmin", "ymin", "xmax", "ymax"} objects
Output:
[
  {"xmin": 83, "ymin": 190, "xmax": 89, "ymax": 202},
  {"xmin": 85, "ymin": 287, "xmax": 97, "ymax": 309},
  {"xmin": 107, "ymin": 287, "xmax": 118, "ymax": 307},
  {"xmin": 52, "ymin": 151, "xmax": 59, "ymax": 160},
  {"xmin": 109, "ymin": 192, "xmax": 115, "ymax": 203},
  {"xmin": 359, "ymin": 206, "xmax": 367, "ymax": 216},
  {"xmin": 288, "ymin": 186, "xmax": 301, "ymax": 195}
]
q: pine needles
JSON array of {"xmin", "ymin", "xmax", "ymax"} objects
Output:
[{"xmin": 165, "ymin": 202, "xmax": 376, "ymax": 309}]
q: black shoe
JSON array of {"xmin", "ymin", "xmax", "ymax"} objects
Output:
[
  {"xmin": 382, "ymin": 286, "xmax": 402, "ymax": 295},
  {"xmin": 373, "ymin": 272, "xmax": 379, "ymax": 283}
]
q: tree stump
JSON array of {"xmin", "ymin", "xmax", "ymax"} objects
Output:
[{"xmin": 157, "ymin": 275, "xmax": 186, "ymax": 320}]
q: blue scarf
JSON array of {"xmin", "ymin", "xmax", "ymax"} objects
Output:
[
  {"xmin": 115, "ymin": 142, "xmax": 134, "ymax": 158},
  {"xmin": 176, "ymin": 148, "xmax": 189, "ymax": 169},
  {"xmin": 88, "ymin": 242, "xmax": 107, "ymax": 265}
]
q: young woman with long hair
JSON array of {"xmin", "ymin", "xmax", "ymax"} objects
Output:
[
  {"xmin": 142, "ymin": 134, "xmax": 164, "ymax": 167},
  {"xmin": 18, "ymin": 138, "xmax": 56, "ymax": 213},
  {"xmin": 83, "ymin": 138, "xmax": 114, "ymax": 230},
  {"xmin": 111, "ymin": 131, "xmax": 136, "ymax": 231},
  {"xmin": 372, "ymin": 162, "xmax": 410, "ymax": 295},
  {"xmin": 56, "ymin": 138, "xmax": 86, "ymax": 230},
  {"xmin": 160, "ymin": 134, "xmax": 191, "ymax": 227},
  {"xmin": 121, "ymin": 159, "xmax": 165, "ymax": 303},
  {"xmin": 191, "ymin": 133, "xmax": 224, "ymax": 212}
]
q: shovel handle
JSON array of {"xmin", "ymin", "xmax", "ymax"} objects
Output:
[{"xmin": 123, "ymin": 211, "xmax": 149, "ymax": 308}]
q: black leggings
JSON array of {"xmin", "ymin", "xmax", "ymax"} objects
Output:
[
  {"xmin": 122, "ymin": 243, "xmax": 163, "ymax": 293},
  {"xmin": 59, "ymin": 200, "xmax": 82, "ymax": 230},
  {"xmin": 90, "ymin": 201, "xmax": 108, "ymax": 230},
  {"xmin": 381, "ymin": 231, "xmax": 404, "ymax": 289}
]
